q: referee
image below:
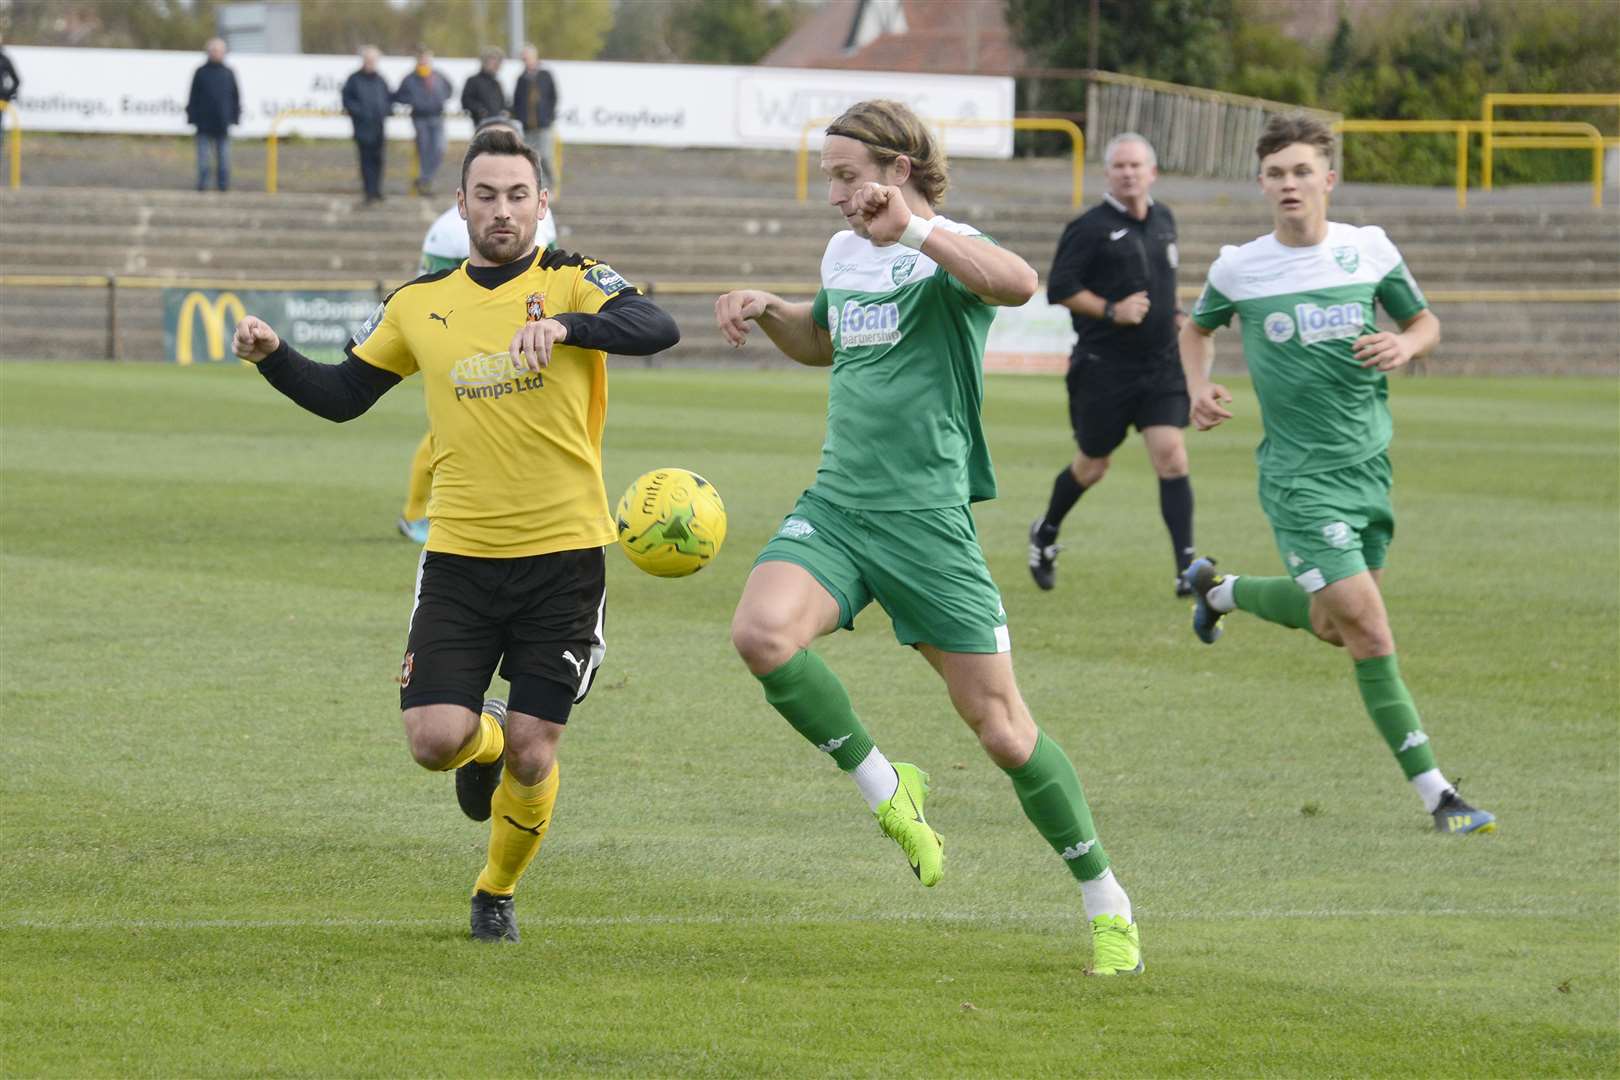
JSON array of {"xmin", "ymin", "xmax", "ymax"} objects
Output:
[
  {"xmin": 1028, "ymin": 132, "xmax": 1198, "ymax": 596},
  {"xmin": 232, "ymin": 126, "xmax": 679, "ymax": 943}
]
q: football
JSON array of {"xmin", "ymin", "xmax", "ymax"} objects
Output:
[{"xmin": 615, "ymin": 467, "xmax": 727, "ymax": 577}]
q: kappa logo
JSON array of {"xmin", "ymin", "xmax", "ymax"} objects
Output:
[
  {"xmin": 1397, "ymin": 730, "xmax": 1430, "ymax": 753},
  {"xmin": 777, "ymin": 517, "xmax": 816, "ymax": 540},
  {"xmin": 1332, "ymin": 245, "xmax": 1360, "ymax": 273},
  {"xmin": 1321, "ymin": 521, "xmax": 1354, "ymax": 549},
  {"xmin": 562, "ymin": 649, "xmax": 587, "ymax": 678},
  {"xmin": 891, "ymin": 252, "xmax": 919, "ymax": 286},
  {"xmin": 816, "ymin": 733, "xmax": 851, "ymax": 753},
  {"xmin": 1264, "ymin": 311, "xmax": 1296, "ymax": 343},
  {"xmin": 1060, "ymin": 838, "xmax": 1097, "ymax": 861}
]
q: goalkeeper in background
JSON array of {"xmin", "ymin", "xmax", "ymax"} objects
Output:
[{"xmin": 397, "ymin": 116, "xmax": 560, "ymax": 544}]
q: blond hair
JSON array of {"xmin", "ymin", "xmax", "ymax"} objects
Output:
[{"xmin": 825, "ymin": 99, "xmax": 950, "ymax": 207}]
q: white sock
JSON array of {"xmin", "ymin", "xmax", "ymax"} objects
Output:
[
  {"xmin": 1079, "ymin": 867, "xmax": 1132, "ymax": 923},
  {"xmin": 1411, "ymin": 768, "xmax": 1452, "ymax": 813},
  {"xmin": 850, "ymin": 747, "xmax": 899, "ymax": 811},
  {"xmin": 1207, "ymin": 574, "xmax": 1238, "ymax": 613}
]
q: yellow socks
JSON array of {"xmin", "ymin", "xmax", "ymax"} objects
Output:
[
  {"xmin": 402, "ymin": 432, "xmax": 434, "ymax": 520},
  {"xmin": 474, "ymin": 763, "xmax": 559, "ymax": 896},
  {"xmin": 440, "ymin": 709, "xmax": 506, "ymax": 771}
]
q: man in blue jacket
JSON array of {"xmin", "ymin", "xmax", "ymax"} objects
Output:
[
  {"xmin": 342, "ymin": 46, "xmax": 393, "ymax": 203},
  {"xmin": 392, "ymin": 46, "xmax": 454, "ymax": 196},
  {"xmin": 186, "ymin": 38, "xmax": 241, "ymax": 192}
]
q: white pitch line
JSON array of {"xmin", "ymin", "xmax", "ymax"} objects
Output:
[{"xmin": 0, "ymin": 907, "xmax": 1591, "ymax": 932}]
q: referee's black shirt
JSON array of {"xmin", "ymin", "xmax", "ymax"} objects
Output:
[{"xmin": 1046, "ymin": 192, "xmax": 1179, "ymax": 363}]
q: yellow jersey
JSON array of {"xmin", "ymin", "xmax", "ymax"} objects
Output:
[{"xmin": 352, "ymin": 248, "xmax": 635, "ymax": 558}]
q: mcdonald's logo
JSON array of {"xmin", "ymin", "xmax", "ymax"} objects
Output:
[{"xmin": 175, "ymin": 291, "xmax": 247, "ymax": 365}]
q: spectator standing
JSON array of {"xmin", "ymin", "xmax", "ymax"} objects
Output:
[
  {"xmin": 0, "ymin": 34, "xmax": 20, "ymax": 140},
  {"xmin": 393, "ymin": 46, "xmax": 453, "ymax": 196},
  {"xmin": 342, "ymin": 46, "xmax": 392, "ymax": 204},
  {"xmin": 511, "ymin": 44, "xmax": 558, "ymax": 187},
  {"xmin": 186, "ymin": 38, "xmax": 241, "ymax": 192},
  {"xmin": 461, "ymin": 48, "xmax": 507, "ymax": 126}
]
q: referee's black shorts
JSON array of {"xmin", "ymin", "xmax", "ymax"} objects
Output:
[
  {"xmin": 1066, "ymin": 349, "xmax": 1190, "ymax": 460},
  {"xmin": 398, "ymin": 545, "xmax": 606, "ymax": 723}
]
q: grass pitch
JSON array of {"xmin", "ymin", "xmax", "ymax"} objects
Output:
[{"xmin": 1, "ymin": 362, "xmax": 1616, "ymax": 1077}]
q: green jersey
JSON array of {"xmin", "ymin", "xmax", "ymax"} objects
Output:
[
  {"xmin": 1191, "ymin": 222, "xmax": 1428, "ymax": 476},
  {"xmin": 809, "ymin": 218, "xmax": 998, "ymax": 510}
]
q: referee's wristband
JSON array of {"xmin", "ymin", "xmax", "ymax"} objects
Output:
[
  {"xmin": 897, "ymin": 212, "xmax": 937, "ymax": 250},
  {"xmin": 1102, "ymin": 300, "xmax": 1116, "ymax": 323}
]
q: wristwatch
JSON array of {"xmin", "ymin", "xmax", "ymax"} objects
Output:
[{"xmin": 1103, "ymin": 300, "xmax": 1116, "ymax": 323}]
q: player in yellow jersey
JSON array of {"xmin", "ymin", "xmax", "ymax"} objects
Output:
[
  {"xmin": 398, "ymin": 116, "xmax": 562, "ymax": 545},
  {"xmin": 232, "ymin": 126, "xmax": 680, "ymax": 941}
]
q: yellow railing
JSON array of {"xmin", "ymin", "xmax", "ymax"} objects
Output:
[
  {"xmin": 0, "ymin": 101, "xmax": 20, "ymax": 189},
  {"xmin": 1335, "ymin": 120, "xmax": 1473, "ymax": 208},
  {"xmin": 1334, "ymin": 119, "xmax": 1606, "ymax": 208},
  {"xmin": 1482, "ymin": 93, "xmax": 1620, "ymax": 191},
  {"xmin": 797, "ymin": 116, "xmax": 1085, "ymax": 209}
]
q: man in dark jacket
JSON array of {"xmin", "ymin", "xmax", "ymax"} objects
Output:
[
  {"xmin": 342, "ymin": 46, "xmax": 392, "ymax": 203},
  {"xmin": 186, "ymin": 38, "xmax": 241, "ymax": 192},
  {"xmin": 0, "ymin": 33, "xmax": 20, "ymax": 139},
  {"xmin": 511, "ymin": 44, "xmax": 558, "ymax": 188},
  {"xmin": 461, "ymin": 48, "xmax": 506, "ymax": 126},
  {"xmin": 392, "ymin": 46, "xmax": 453, "ymax": 196}
]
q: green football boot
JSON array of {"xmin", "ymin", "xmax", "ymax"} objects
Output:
[
  {"xmin": 1089, "ymin": 914, "xmax": 1143, "ymax": 975},
  {"xmin": 875, "ymin": 763, "xmax": 944, "ymax": 887}
]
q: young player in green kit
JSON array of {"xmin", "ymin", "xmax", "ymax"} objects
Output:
[
  {"xmin": 1179, "ymin": 113, "xmax": 1495, "ymax": 835},
  {"xmin": 715, "ymin": 100, "xmax": 1143, "ymax": 975}
]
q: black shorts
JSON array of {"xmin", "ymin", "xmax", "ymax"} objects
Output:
[
  {"xmin": 1066, "ymin": 351, "xmax": 1189, "ymax": 459},
  {"xmin": 399, "ymin": 546, "xmax": 607, "ymax": 722}
]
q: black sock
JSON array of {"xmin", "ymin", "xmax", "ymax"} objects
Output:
[
  {"xmin": 1159, "ymin": 475, "xmax": 1195, "ymax": 572},
  {"xmin": 1039, "ymin": 467, "xmax": 1086, "ymax": 542}
]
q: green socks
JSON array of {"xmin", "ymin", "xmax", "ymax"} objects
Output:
[
  {"xmin": 757, "ymin": 649, "xmax": 875, "ymax": 771},
  {"xmin": 1354, "ymin": 653, "xmax": 1438, "ymax": 779},
  {"xmin": 1233, "ymin": 575, "xmax": 1314, "ymax": 630},
  {"xmin": 1003, "ymin": 731, "xmax": 1110, "ymax": 882}
]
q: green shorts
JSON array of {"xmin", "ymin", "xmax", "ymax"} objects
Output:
[
  {"xmin": 1259, "ymin": 454, "xmax": 1395, "ymax": 593},
  {"xmin": 754, "ymin": 489, "xmax": 1010, "ymax": 654}
]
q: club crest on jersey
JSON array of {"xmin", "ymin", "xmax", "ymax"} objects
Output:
[
  {"xmin": 1332, "ymin": 245, "xmax": 1359, "ymax": 273},
  {"xmin": 830, "ymin": 299, "xmax": 901, "ymax": 347},
  {"xmin": 525, "ymin": 293, "xmax": 545, "ymax": 322},
  {"xmin": 891, "ymin": 253, "xmax": 919, "ymax": 286},
  {"xmin": 1294, "ymin": 301, "xmax": 1364, "ymax": 346}
]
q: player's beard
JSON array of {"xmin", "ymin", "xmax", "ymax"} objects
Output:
[{"xmin": 472, "ymin": 220, "xmax": 536, "ymax": 265}]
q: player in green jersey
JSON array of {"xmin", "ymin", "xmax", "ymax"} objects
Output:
[
  {"xmin": 1178, "ymin": 113, "xmax": 1495, "ymax": 835},
  {"xmin": 715, "ymin": 99, "xmax": 1143, "ymax": 975}
]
